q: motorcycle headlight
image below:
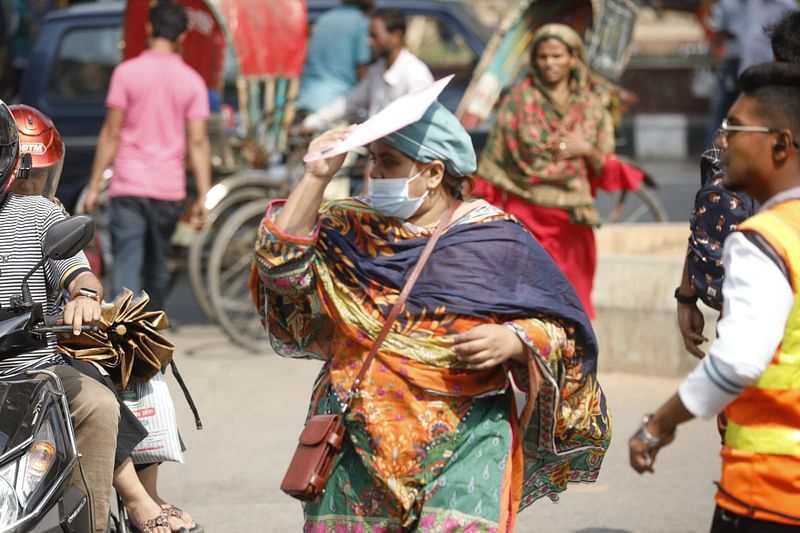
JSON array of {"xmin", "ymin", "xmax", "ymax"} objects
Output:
[
  {"xmin": 0, "ymin": 464, "xmax": 20, "ymax": 529},
  {"xmin": 14, "ymin": 404, "xmax": 71, "ymax": 513},
  {"xmin": 18, "ymin": 420, "xmax": 57, "ymax": 505}
]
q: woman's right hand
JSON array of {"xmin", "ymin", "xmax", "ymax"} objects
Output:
[
  {"xmin": 303, "ymin": 125, "xmax": 356, "ymax": 183},
  {"xmin": 275, "ymin": 125, "xmax": 356, "ymax": 236}
]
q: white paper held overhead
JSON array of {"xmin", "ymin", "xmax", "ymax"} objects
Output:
[{"xmin": 303, "ymin": 75, "xmax": 454, "ymax": 163}]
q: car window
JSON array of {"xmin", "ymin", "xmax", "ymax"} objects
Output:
[
  {"xmin": 47, "ymin": 25, "xmax": 122, "ymax": 103},
  {"xmin": 405, "ymin": 15, "xmax": 475, "ymax": 70}
]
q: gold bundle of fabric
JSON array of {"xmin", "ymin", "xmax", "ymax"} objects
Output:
[{"xmin": 58, "ymin": 289, "xmax": 174, "ymax": 387}]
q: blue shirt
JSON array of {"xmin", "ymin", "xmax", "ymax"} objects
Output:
[
  {"xmin": 296, "ymin": 5, "xmax": 371, "ymax": 112},
  {"xmin": 705, "ymin": 0, "xmax": 747, "ymax": 59},
  {"xmin": 739, "ymin": 0, "xmax": 797, "ymax": 73}
]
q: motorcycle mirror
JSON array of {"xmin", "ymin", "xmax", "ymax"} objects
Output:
[{"xmin": 43, "ymin": 215, "xmax": 95, "ymax": 260}]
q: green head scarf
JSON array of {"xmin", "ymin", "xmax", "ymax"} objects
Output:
[{"xmin": 381, "ymin": 101, "xmax": 476, "ymax": 177}]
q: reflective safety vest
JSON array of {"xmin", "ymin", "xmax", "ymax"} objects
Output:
[{"xmin": 717, "ymin": 199, "xmax": 800, "ymax": 525}]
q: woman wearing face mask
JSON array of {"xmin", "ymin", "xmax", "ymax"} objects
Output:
[
  {"xmin": 475, "ymin": 24, "xmax": 616, "ymax": 319},
  {"xmin": 252, "ymin": 100, "xmax": 611, "ymax": 531}
]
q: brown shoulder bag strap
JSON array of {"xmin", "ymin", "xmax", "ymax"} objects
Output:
[{"xmin": 343, "ymin": 201, "xmax": 460, "ymax": 413}]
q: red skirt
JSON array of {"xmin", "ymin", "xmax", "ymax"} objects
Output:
[{"xmin": 473, "ymin": 178, "xmax": 596, "ymax": 318}]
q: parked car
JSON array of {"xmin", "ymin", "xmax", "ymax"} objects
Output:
[{"xmin": 17, "ymin": 0, "xmax": 491, "ymax": 212}]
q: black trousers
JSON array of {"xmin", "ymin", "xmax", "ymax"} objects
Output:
[{"xmin": 711, "ymin": 506, "xmax": 800, "ymax": 533}]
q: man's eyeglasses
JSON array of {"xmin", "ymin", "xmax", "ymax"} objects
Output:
[{"xmin": 716, "ymin": 118, "xmax": 799, "ymax": 148}]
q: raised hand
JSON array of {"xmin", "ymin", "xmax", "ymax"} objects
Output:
[{"xmin": 304, "ymin": 125, "xmax": 356, "ymax": 183}]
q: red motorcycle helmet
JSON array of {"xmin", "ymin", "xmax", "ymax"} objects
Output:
[
  {"xmin": 9, "ymin": 104, "xmax": 64, "ymax": 200},
  {"xmin": 0, "ymin": 101, "xmax": 22, "ymax": 203}
]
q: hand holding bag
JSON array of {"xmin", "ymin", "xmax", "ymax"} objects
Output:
[{"xmin": 280, "ymin": 202, "xmax": 459, "ymax": 502}]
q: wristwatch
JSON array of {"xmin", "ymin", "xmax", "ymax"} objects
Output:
[
  {"xmin": 72, "ymin": 287, "xmax": 101, "ymax": 303},
  {"xmin": 674, "ymin": 287, "xmax": 698, "ymax": 305}
]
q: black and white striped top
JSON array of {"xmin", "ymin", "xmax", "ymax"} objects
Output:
[{"xmin": 0, "ymin": 194, "xmax": 90, "ymax": 376}]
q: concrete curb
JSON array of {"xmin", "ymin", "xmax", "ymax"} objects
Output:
[{"xmin": 593, "ymin": 223, "xmax": 716, "ymax": 377}]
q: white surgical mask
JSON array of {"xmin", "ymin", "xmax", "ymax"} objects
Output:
[{"xmin": 367, "ymin": 169, "xmax": 429, "ymax": 220}]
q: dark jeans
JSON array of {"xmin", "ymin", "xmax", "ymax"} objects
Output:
[
  {"xmin": 109, "ymin": 196, "xmax": 183, "ymax": 312},
  {"xmin": 711, "ymin": 506, "xmax": 800, "ymax": 533},
  {"xmin": 704, "ymin": 57, "xmax": 741, "ymax": 147}
]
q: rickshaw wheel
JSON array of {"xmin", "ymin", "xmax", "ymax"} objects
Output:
[
  {"xmin": 188, "ymin": 186, "xmax": 270, "ymax": 321},
  {"xmin": 595, "ymin": 186, "xmax": 668, "ymax": 223},
  {"xmin": 207, "ymin": 198, "xmax": 272, "ymax": 351}
]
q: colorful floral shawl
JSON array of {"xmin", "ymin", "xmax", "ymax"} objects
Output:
[
  {"xmin": 477, "ymin": 38, "xmax": 614, "ymax": 226},
  {"xmin": 252, "ymin": 198, "xmax": 611, "ymax": 531}
]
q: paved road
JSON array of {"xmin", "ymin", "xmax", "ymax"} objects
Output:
[{"xmin": 155, "ymin": 321, "xmax": 721, "ymax": 533}]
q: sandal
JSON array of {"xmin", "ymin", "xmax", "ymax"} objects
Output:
[
  {"xmin": 130, "ymin": 508, "xmax": 173, "ymax": 533},
  {"xmin": 162, "ymin": 504, "xmax": 204, "ymax": 533}
]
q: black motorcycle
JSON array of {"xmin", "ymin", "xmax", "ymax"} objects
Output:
[{"xmin": 0, "ymin": 215, "xmax": 97, "ymax": 533}]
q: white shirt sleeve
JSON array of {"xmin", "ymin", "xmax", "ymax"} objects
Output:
[{"xmin": 678, "ymin": 231, "xmax": 794, "ymax": 419}]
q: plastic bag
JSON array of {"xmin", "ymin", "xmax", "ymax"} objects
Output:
[{"xmin": 119, "ymin": 372, "xmax": 184, "ymax": 464}]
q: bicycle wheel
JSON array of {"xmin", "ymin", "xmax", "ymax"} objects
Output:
[
  {"xmin": 207, "ymin": 199, "xmax": 271, "ymax": 351},
  {"xmin": 188, "ymin": 187, "xmax": 271, "ymax": 321},
  {"xmin": 595, "ymin": 186, "xmax": 668, "ymax": 223}
]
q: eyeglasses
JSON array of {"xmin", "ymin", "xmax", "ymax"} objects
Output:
[{"xmin": 716, "ymin": 118, "xmax": 799, "ymax": 148}]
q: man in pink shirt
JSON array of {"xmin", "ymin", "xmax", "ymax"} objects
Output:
[{"xmin": 85, "ymin": 0, "xmax": 211, "ymax": 312}]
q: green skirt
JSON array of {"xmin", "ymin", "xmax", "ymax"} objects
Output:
[{"xmin": 303, "ymin": 389, "xmax": 515, "ymax": 532}]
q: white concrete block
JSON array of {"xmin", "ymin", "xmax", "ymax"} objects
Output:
[
  {"xmin": 634, "ymin": 113, "xmax": 689, "ymax": 160},
  {"xmin": 592, "ymin": 224, "xmax": 717, "ymax": 376}
]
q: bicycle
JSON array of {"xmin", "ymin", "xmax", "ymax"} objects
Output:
[
  {"xmin": 187, "ymin": 169, "xmax": 289, "ymax": 321},
  {"xmin": 201, "ymin": 130, "xmax": 357, "ymax": 350},
  {"xmin": 206, "ymin": 198, "xmax": 270, "ymax": 351},
  {"xmin": 595, "ymin": 161, "xmax": 668, "ymax": 223}
]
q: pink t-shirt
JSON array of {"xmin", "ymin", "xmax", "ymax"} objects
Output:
[{"xmin": 106, "ymin": 50, "xmax": 209, "ymax": 200}]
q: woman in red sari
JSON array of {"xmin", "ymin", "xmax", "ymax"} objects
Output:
[{"xmin": 475, "ymin": 24, "xmax": 614, "ymax": 318}]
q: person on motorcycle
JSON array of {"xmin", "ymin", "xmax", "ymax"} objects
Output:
[
  {"xmin": 0, "ymin": 99, "xmax": 114, "ymax": 532},
  {"xmin": 9, "ymin": 103, "xmax": 201, "ymax": 533}
]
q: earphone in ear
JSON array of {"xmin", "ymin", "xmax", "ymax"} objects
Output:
[{"xmin": 776, "ymin": 140, "xmax": 787, "ymax": 150}]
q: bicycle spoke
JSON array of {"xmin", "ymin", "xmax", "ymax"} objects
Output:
[
  {"xmin": 625, "ymin": 203, "xmax": 650, "ymax": 223},
  {"xmin": 221, "ymin": 274, "xmax": 249, "ymax": 301},
  {"xmin": 218, "ymin": 253, "xmax": 253, "ymax": 286}
]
